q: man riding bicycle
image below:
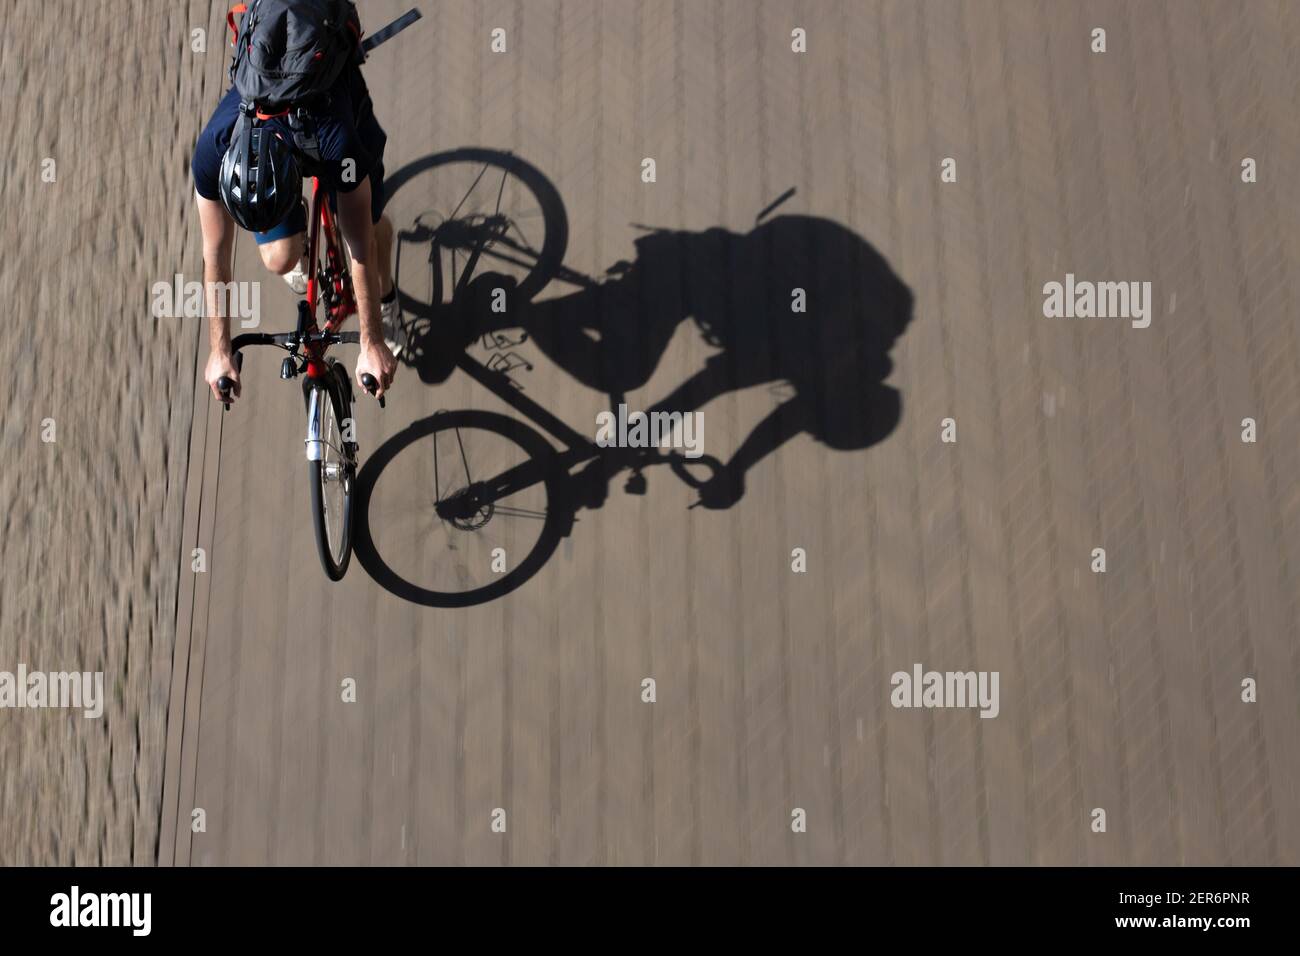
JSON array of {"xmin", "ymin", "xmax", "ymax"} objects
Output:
[{"xmin": 192, "ymin": 0, "xmax": 403, "ymax": 403}]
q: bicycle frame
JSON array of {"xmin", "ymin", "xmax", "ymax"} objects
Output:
[
  {"xmin": 214, "ymin": 4, "xmax": 421, "ymax": 582},
  {"xmin": 413, "ymin": 211, "xmax": 718, "ymax": 504},
  {"xmin": 223, "ymin": 174, "xmax": 366, "ymax": 454},
  {"xmin": 226, "ymin": 177, "xmax": 358, "ymax": 374},
  {"xmin": 303, "ymin": 176, "xmax": 356, "ymax": 378}
]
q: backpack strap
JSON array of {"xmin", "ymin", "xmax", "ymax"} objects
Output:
[
  {"xmin": 228, "ymin": 101, "xmax": 253, "ymax": 160},
  {"xmin": 226, "ymin": 3, "xmax": 249, "ymax": 47},
  {"xmin": 287, "ymin": 106, "xmax": 324, "ymax": 171},
  {"xmin": 230, "ymin": 99, "xmax": 323, "ymax": 177}
]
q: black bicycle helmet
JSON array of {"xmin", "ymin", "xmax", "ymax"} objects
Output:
[{"xmin": 218, "ymin": 117, "xmax": 302, "ymax": 232}]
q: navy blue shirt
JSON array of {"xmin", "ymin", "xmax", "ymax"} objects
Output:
[{"xmin": 193, "ymin": 64, "xmax": 387, "ymax": 204}]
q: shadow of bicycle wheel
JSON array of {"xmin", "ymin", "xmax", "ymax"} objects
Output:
[
  {"xmin": 386, "ymin": 146, "xmax": 569, "ymax": 319},
  {"xmin": 352, "ymin": 408, "xmax": 575, "ymax": 608}
]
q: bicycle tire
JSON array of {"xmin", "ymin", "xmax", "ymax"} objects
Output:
[
  {"xmin": 353, "ymin": 409, "xmax": 569, "ymax": 607},
  {"xmin": 383, "ymin": 147, "xmax": 569, "ymax": 306},
  {"xmin": 307, "ymin": 367, "xmax": 356, "ymax": 581}
]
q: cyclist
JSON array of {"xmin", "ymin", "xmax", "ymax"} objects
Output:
[{"xmin": 192, "ymin": 2, "xmax": 403, "ymax": 403}]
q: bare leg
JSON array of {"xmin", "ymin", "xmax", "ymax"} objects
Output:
[{"xmin": 257, "ymin": 234, "xmax": 304, "ymax": 275}]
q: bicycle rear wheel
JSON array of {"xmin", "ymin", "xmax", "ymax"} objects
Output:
[
  {"xmin": 384, "ymin": 148, "xmax": 569, "ymax": 317},
  {"xmin": 308, "ymin": 365, "xmax": 356, "ymax": 580}
]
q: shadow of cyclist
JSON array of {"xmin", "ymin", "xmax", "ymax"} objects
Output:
[{"xmin": 462, "ymin": 214, "xmax": 915, "ymax": 508}]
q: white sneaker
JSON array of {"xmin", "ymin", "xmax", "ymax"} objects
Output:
[
  {"xmin": 283, "ymin": 257, "xmax": 309, "ymax": 296},
  {"xmin": 380, "ymin": 296, "xmax": 407, "ymax": 357}
]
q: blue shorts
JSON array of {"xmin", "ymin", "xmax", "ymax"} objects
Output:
[
  {"xmin": 253, "ymin": 160, "xmax": 387, "ymax": 245},
  {"xmin": 194, "ymin": 65, "xmax": 389, "ymax": 244}
]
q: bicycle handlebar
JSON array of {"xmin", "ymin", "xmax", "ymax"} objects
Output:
[
  {"xmin": 216, "ymin": 330, "xmax": 365, "ymax": 411},
  {"xmin": 228, "ymin": 330, "xmax": 361, "ymax": 352}
]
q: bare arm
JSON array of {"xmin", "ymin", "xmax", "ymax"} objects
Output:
[
  {"xmin": 196, "ymin": 191, "xmax": 241, "ymax": 399},
  {"xmin": 337, "ymin": 178, "xmax": 396, "ymax": 396},
  {"xmin": 337, "ymin": 179, "xmax": 379, "ymax": 341}
]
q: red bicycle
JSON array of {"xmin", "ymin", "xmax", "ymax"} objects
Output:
[
  {"xmin": 216, "ymin": 172, "xmax": 381, "ymax": 580},
  {"xmin": 215, "ymin": 7, "xmax": 421, "ymax": 580}
]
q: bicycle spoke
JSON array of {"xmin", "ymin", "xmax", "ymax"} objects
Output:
[
  {"xmin": 315, "ymin": 388, "xmax": 351, "ymax": 563},
  {"xmin": 476, "ymin": 227, "xmax": 539, "ymax": 259},
  {"xmin": 453, "ymin": 425, "xmax": 474, "ymax": 484},
  {"xmin": 489, "ymin": 505, "xmax": 548, "ymax": 521},
  {"xmin": 318, "ymin": 438, "xmax": 350, "ymax": 463},
  {"xmin": 493, "ymin": 166, "xmax": 508, "ymax": 216},
  {"xmin": 474, "ymin": 245, "xmax": 547, "ymax": 275},
  {"xmin": 432, "ymin": 423, "xmax": 441, "ymax": 498},
  {"xmin": 432, "ymin": 428, "xmax": 471, "ymax": 499},
  {"xmin": 447, "ymin": 162, "xmax": 493, "ymax": 223},
  {"xmin": 388, "ymin": 513, "xmax": 438, "ymax": 549},
  {"xmin": 507, "ymin": 217, "xmax": 538, "ymax": 254}
]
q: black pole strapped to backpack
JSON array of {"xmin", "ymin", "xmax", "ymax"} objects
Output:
[{"xmin": 360, "ymin": 8, "xmax": 422, "ymax": 55}]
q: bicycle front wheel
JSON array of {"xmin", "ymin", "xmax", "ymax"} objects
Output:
[
  {"xmin": 353, "ymin": 410, "xmax": 568, "ymax": 607},
  {"xmin": 308, "ymin": 366, "xmax": 356, "ymax": 581}
]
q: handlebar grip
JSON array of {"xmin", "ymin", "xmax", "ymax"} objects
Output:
[
  {"xmin": 215, "ymin": 352, "xmax": 243, "ymax": 409},
  {"xmin": 360, "ymin": 373, "xmax": 385, "ymax": 408}
]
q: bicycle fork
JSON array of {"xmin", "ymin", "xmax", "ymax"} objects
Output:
[
  {"xmin": 304, "ymin": 386, "xmax": 331, "ymax": 463},
  {"xmin": 303, "ymin": 374, "xmax": 357, "ymax": 469}
]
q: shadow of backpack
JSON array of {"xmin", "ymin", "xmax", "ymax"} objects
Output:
[{"xmin": 224, "ymin": 0, "xmax": 364, "ymax": 174}]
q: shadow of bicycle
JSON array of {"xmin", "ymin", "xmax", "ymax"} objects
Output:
[{"xmin": 354, "ymin": 147, "xmax": 915, "ymax": 607}]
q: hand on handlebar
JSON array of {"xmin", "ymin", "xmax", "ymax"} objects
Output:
[
  {"xmin": 206, "ymin": 348, "xmax": 241, "ymax": 404},
  {"xmin": 356, "ymin": 339, "xmax": 396, "ymax": 402}
]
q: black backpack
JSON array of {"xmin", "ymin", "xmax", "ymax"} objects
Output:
[
  {"xmin": 224, "ymin": 0, "xmax": 363, "ymax": 169},
  {"xmin": 226, "ymin": 0, "xmax": 362, "ymax": 109}
]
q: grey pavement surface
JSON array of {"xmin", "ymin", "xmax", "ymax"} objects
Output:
[{"xmin": 3, "ymin": 0, "xmax": 1297, "ymax": 866}]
